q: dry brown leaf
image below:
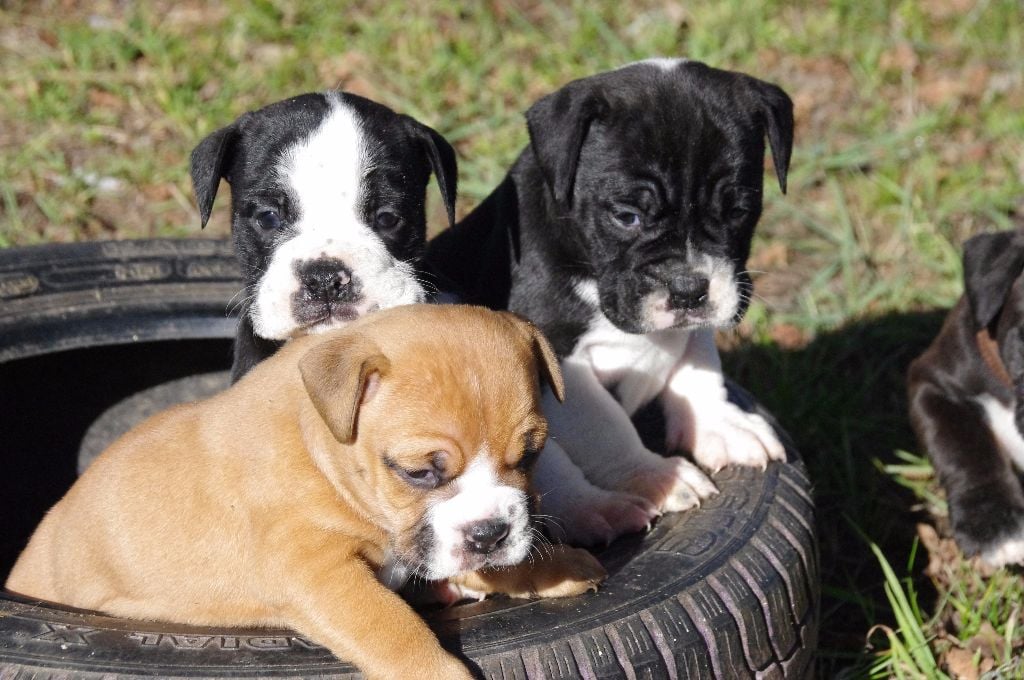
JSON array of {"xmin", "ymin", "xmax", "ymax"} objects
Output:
[
  {"xmin": 769, "ymin": 323, "xmax": 807, "ymax": 350},
  {"xmin": 919, "ymin": 77, "xmax": 965, "ymax": 107},
  {"xmin": 880, "ymin": 42, "xmax": 919, "ymax": 74},
  {"xmin": 945, "ymin": 647, "xmax": 979, "ymax": 680},
  {"xmin": 964, "ymin": 621, "xmax": 1005, "ymax": 661},
  {"xmin": 748, "ymin": 242, "xmax": 789, "ymax": 270},
  {"xmin": 88, "ymin": 88, "xmax": 125, "ymax": 112}
]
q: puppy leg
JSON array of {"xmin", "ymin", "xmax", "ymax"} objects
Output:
[
  {"xmin": 910, "ymin": 385, "xmax": 1024, "ymax": 567},
  {"xmin": 662, "ymin": 328, "xmax": 785, "ymax": 470},
  {"xmin": 448, "ymin": 544, "xmax": 606, "ymax": 600},
  {"xmin": 545, "ymin": 359, "xmax": 718, "ymax": 514},
  {"xmin": 533, "ymin": 438, "xmax": 659, "ymax": 546},
  {"xmin": 280, "ymin": 540, "xmax": 472, "ymax": 680}
]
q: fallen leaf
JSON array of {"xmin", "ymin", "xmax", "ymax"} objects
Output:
[
  {"xmin": 880, "ymin": 42, "xmax": 918, "ymax": 74},
  {"xmin": 964, "ymin": 621, "xmax": 1005, "ymax": 661},
  {"xmin": 919, "ymin": 77, "xmax": 964, "ymax": 107},
  {"xmin": 945, "ymin": 647, "xmax": 978, "ymax": 680},
  {"xmin": 769, "ymin": 323, "xmax": 807, "ymax": 349},
  {"xmin": 88, "ymin": 88, "xmax": 125, "ymax": 112}
]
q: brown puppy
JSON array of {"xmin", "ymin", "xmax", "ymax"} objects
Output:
[{"xmin": 5, "ymin": 304, "xmax": 606, "ymax": 680}]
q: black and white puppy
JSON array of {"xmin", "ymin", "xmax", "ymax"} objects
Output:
[
  {"xmin": 191, "ymin": 92, "xmax": 457, "ymax": 381},
  {"xmin": 427, "ymin": 59, "xmax": 792, "ymax": 544},
  {"xmin": 908, "ymin": 228, "xmax": 1024, "ymax": 568}
]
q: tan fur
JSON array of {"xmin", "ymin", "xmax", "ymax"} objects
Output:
[{"xmin": 5, "ymin": 304, "xmax": 605, "ymax": 680}]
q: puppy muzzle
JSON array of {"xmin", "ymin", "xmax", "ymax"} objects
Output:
[
  {"xmin": 413, "ymin": 488, "xmax": 533, "ymax": 580},
  {"xmin": 291, "ymin": 258, "xmax": 369, "ymax": 330},
  {"xmin": 633, "ymin": 258, "xmax": 743, "ymax": 331},
  {"xmin": 251, "ymin": 253, "xmax": 425, "ymax": 340}
]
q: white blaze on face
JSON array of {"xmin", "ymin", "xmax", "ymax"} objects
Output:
[
  {"xmin": 424, "ymin": 454, "xmax": 531, "ymax": 580},
  {"xmin": 250, "ymin": 94, "xmax": 424, "ymax": 340}
]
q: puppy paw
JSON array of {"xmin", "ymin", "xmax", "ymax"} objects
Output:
[
  {"xmin": 666, "ymin": 398, "xmax": 785, "ymax": 472},
  {"xmin": 616, "ymin": 454, "xmax": 719, "ymax": 513},
  {"xmin": 540, "ymin": 483, "xmax": 659, "ymax": 547},
  {"xmin": 521, "ymin": 545, "xmax": 607, "ymax": 599},
  {"xmin": 956, "ymin": 506, "xmax": 1024, "ymax": 569},
  {"xmin": 979, "ymin": 532, "xmax": 1024, "ymax": 568}
]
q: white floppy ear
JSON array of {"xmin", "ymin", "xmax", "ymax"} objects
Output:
[{"xmin": 299, "ymin": 333, "xmax": 391, "ymax": 444}]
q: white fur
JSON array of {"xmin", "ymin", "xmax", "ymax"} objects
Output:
[
  {"xmin": 623, "ymin": 57, "xmax": 690, "ymax": 73},
  {"xmin": 424, "ymin": 455, "xmax": 530, "ymax": 579},
  {"xmin": 532, "ymin": 277, "xmax": 783, "ymax": 541},
  {"xmin": 531, "ymin": 438, "xmax": 659, "ymax": 546},
  {"xmin": 251, "ymin": 94, "xmax": 424, "ymax": 340},
  {"xmin": 980, "ymin": 528, "xmax": 1024, "ymax": 568},
  {"xmin": 976, "ymin": 395, "xmax": 1024, "ymax": 472},
  {"xmin": 662, "ymin": 329, "xmax": 785, "ymax": 471},
  {"xmin": 969, "ymin": 395, "xmax": 1024, "ymax": 568}
]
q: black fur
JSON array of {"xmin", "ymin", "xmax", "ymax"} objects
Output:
[
  {"xmin": 426, "ymin": 60, "xmax": 793, "ymax": 356},
  {"xmin": 908, "ymin": 229, "xmax": 1024, "ymax": 560},
  {"xmin": 190, "ymin": 92, "xmax": 457, "ymax": 382}
]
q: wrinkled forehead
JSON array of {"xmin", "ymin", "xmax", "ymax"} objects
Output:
[
  {"xmin": 582, "ymin": 70, "xmax": 764, "ymax": 184},
  {"xmin": 276, "ymin": 101, "xmax": 371, "ymax": 207},
  {"xmin": 229, "ymin": 93, "xmax": 428, "ymax": 193}
]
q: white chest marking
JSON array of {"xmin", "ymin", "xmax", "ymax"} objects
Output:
[
  {"xmin": 570, "ymin": 280, "xmax": 691, "ymax": 415},
  {"xmin": 976, "ymin": 395, "xmax": 1024, "ymax": 472}
]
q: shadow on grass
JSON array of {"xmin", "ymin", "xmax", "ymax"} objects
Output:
[{"xmin": 721, "ymin": 308, "xmax": 949, "ymax": 675}]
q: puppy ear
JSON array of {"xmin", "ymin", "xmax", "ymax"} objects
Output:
[
  {"xmin": 406, "ymin": 118, "xmax": 458, "ymax": 229},
  {"xmin": 525, "ymin": 82, "xmax": 607, "ymax": 209},
  {"xmin": 502, "ymin": 312, "xmax": 565, "ymax": 402},
  {"xmin": 190, "ymin": 117, "xmax": 244, "ymax": 229},
  {"xmin": 963, "ymin": 230, "xmax": 1024, "ymax": 330},
  {"xmin": 748, "ymin": 80, "xmax": 794, "ymax": 194},
  {"xmin": 299, "ymin": 334, "xmax": 391, "ymax": 444}
]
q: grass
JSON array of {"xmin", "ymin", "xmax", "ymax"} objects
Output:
[{"xmin": 2, "ymin": 0, "xmax": 1024, "ymax": 676}]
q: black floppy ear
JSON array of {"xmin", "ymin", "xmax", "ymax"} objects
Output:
[
  {"xmin": 406, "ymin": 118, "xmax": 458, "ymax": 229},
  {"xmin": 746, "ymin": 79, "xmax": 794, "ymax": 194},
  {"xmin": 525, "ymin": 81, "xmax": 608, "ymax": 209},
  {"xmin": 190, "ymin": 118, "xmax": 244, "ymax": 229},
  {"xmin": 299, "ymin": 333, "xmax": 391, "ymax": 444},
  {"xmin": 963, "ymin": 231, "xmax": 1024, "ymax": 330}
]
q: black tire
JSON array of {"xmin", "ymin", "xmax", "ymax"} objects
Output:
[{"xmin": 0, "ymin": 239, "xmax": 819, "ymax": 679}]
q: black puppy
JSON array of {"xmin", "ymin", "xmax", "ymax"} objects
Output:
[
  {"xmin": 427, "ymin": 59, "xmax": 793, "ymax": 544},
  {"xmin": 908, "ymin": 228, "xmax": 1024, "ymax": 567},
  {"xmin": 191, "ymin": 92, "xmax": 457, "ymax": 381}
]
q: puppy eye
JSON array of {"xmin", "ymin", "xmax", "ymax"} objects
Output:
[
  {"xmin": 612, "ymin": 209, "xmax": 642, "ymax": 229},
  {"xmin": 255, "ymin": 209, "xmax": 282, "ymax": 230},
  {"xmin": 515, "ymin": 446, "xmax": 542, "ymax": 471},
  {"xmin": 394, "ymin": 466, "xmax": 440, "ymax": 489},
  {"xmin": 726, "ymin": 206, "xmax": 750, "ymax": 221},
  {"xmin": 375, "ymin": 210, "xmax": 401, "ymax": 232},
  {"xmin": 406, "ymin": 468, "xmax": 439, "ymax": 485}
]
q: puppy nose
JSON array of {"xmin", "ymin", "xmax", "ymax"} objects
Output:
[
  {"xmin": 669, "ymin": 275, "xmax": 709, "ymax": 310},
  {"xmin": 464, "ymin": 519, "xmax": 510, "ymax": 554},
  {"xmin": 299, "ymin": 260, "xmax": 357, "ymax": 302}
]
